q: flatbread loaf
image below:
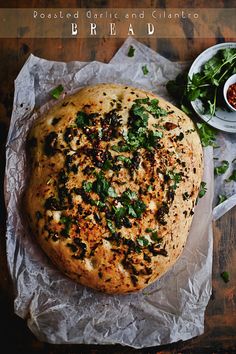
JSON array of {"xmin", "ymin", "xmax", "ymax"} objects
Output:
[{"xmin": 24, "ymin": 83, "xmax": 203, "ymax": 294}]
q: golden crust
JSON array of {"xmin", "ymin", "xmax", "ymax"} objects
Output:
[{"xmin": 24, "ymin": 83, "xmax": 203, "ymax": 294}]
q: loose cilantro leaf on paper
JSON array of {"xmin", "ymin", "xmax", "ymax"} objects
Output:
[
  {"xmin": 220, "ymin": 271, "xmax": 229, "ymax": 283},
  {"xmin": 226, "ymin": 170, "xmax": 236, "ymax": 182},
  {"xmin": 142, "ymin": 65, "xmax": 149, "ymax": 75},
  {"xmin": 198, "ymin": 181, "xmax": 207, "ymax": 198},
  {"xmin": 50, "ymin": 84, "xmax": 64, "ymax": 99},
  {"xmin": 217, "ymin": 194, "xmax": 228, "ymax": 205},
  {"xmin": 214, "ymin": 160, "xmax": 229, "ymax": 175},
  {"xmin": 196, "ymin": 122, "xmax": 217, "ymax": 147},
  {"xmin": 127, "ymin": 45, "xmax": 135, "ymax": 57}
]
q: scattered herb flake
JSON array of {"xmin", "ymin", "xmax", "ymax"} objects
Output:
[
  {"xmin": 220, "ymin": 271, "xmax": 229, "ymax": 283},
  {"xmin": 226, "ymin": 170, "xmax": 236, "ymax": 182},
  {"xmin": 137, "ymin": 236, "xmax": 150, "ymax": 247},
  {"xmin": 76, "ymin": 111, "xmax": 91, "ymax": 128},
  {"xmin": 107, "ymin": 219, "xmax": 115, "ymax": 233},
  {"xmin": 214, "ymin": 160, "xmax": 229, "ymax": 175},
  {"xmin": 198, "ymin": 181, "xmax": 207, "ymax": 198},
  {"xmin": 167, "ymin": 170, "xmax": 182, "ymax": 190},
  {"xmin": 117, "ymin": 155, "xmax": 132, "ymax": 165},
  {"xmin": 107, "ymin": 186, "xmax": 117, "ymax": 198},
  {"xmin": 82, "ymin": 181, "xmax": 93, "ymax": 193},
  {"xmin": 217, "ymin": 194, "xmax": 228, "ymax": 205},
  {"xmin": 50, "ymin": 84, "xmax": 64, "ymax": 99},
  {"xmin": 102, "ymin": 159, "xmax": 113, "ymax": 171},
  {"xmin": 142, "ymin": 65, "xmax": 149, "ymax": 75},
  {"xmin": 127, "ymin": 45, "xmax": 135, "ymax": 57},
  {"xmin": 145, "ymin": 228, "xmax": 155, "ymax": 233}
]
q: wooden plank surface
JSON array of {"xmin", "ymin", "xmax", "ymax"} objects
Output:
[{"xmin": 0, "ymin": 0, "xmax": 236, "ymax": 352}]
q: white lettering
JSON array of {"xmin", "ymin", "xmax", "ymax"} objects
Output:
[
  {"xmin": 90, "ymin": 23, "xmax": 97, "ymax": 35},
  {"xmin": 71, "ymin": 23, "xmax": 78, "ymax": 36},
  {"xmin": 128, "ymin": 23, "xmax": 135, "ymax": 35},
  {"xmin": 139, "ymin": 10, "xmax": 144, "ymax": 19},
  {"xmin": 147, "ymin": 23, "xmax": 155, "ymax": 35},
  {"xmin": 110, "ymin": 23, "xmax": 116, "ymax": 36}
]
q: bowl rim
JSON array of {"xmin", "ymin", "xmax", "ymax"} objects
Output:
[{"xmin": 223, "ymin": 73, "xmax": 236, "ymax": 112}]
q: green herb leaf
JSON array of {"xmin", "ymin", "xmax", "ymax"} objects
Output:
[
  {"xmin": 76, "ymin": 111, "xmax": 90, "ymax": 128},
  {"xmin": 92, "ymin": 200, "xmax": 106, "ymax": 209},
  {"xmin": 102, "ymin": 159, "xmax": 113, "ymax": 171},
  {"xmin": 82, "ymin": 181, "xmax": 93, "ymax": 193},
  {"xmin": 107, "ymin": 186, "xmax": 117, "ymax": 198},
  {"xmin": 214, "ymin": 160, "xmax": 229, "ymax": 175},
  {"xmin": 220, "ymin": 271, "xmax": 229, "ymax": 283},
  {"xmin": 226, "ymin": 170, "xmax": 236, "ymax": 182},
  {"xmin": 142, "ymin": 65, "xmax": 149, "ymax": 75},
  {"xmin": 145, "ymin": 227, "xmax": 155, "ymax": 233},
  {"xmin": 137, "ymin": 236, "xmax": 150, "ymax": 247},
  {"xmin": 132, "ymin": 199, "xmax": 146, "ymax": 218},
  {"xmin": 117, "ymin": 155, "xmax": 132, "ymax": 165},
  {"xmin": 107, "ymin": 219, "xmax": 116, "ymax": 233},
  {"xmin": 217, "ymin": 194, "xmax": 228, "ymax": 205},
  {"xmin": 167, "ymin": 170, "xmax": 182, "ymax": 190},
  {"xmin": 121, "ymin": 189, "xmax": 138, "ymax": 203},
  {"xmin": 127, "ymin": 205, "xmax": 137, "ymax": 218},
  {"xmin": 113, "ymin": 206, "xmax": 126, "ymax": 221},
  {"xmin": 127, "ymin": 45, "xmax": 135, "ymax": 57},
  {"xmin": 150, "ymin": 231, "xmax": 160, "ymax": 242},
  {"xmin": 50, "ymin": 84, "xmax": 64, "ymax": 99},
  {"xmin": 198, "ymin": 181, "xmax": 207, "ymax": 198},
  {"xmin": 119, "ymin": 189, "xmax": 146, "ymax": 218},
  {"xmin": 92, "ymin": 172, "xmax": 111, "ymax": 200},
  {"xmin": 196, "ymin": 122, "xmax": 217, "ymax": 147}
]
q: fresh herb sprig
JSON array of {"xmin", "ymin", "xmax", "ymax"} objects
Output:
[
  {"xmin": 214, "ymin": 160, "xmax": 229, "ymax": 175},
  {"xmin": 166, "ymin": 74, "xmax": 218, "ymax": 148},
  {"xmin": 188, "ymin": 48, "xmax": 236, "ymax": 117},
  {"xmin": 167, "ymin": 48, "xmax": 236, "ymax": 118}
]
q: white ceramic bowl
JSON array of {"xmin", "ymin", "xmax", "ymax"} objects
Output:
[{"xmin": 223, "ymin": 73, "xmax": 236, "ymax": 112}]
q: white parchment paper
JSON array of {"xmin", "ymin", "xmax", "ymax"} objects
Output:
[{"xmin": 5, "ymin": 37, "xmax": 235, "ymax": 348}]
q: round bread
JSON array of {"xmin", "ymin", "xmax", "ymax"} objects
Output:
[{"xmin": 24, "ymin": 83, "xmax": 203, "ymax": 294}]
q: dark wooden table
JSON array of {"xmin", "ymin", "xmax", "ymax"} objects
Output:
[{"xmin": 1, "ymin": 1, "xmax": 236, "ymax": 353}]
